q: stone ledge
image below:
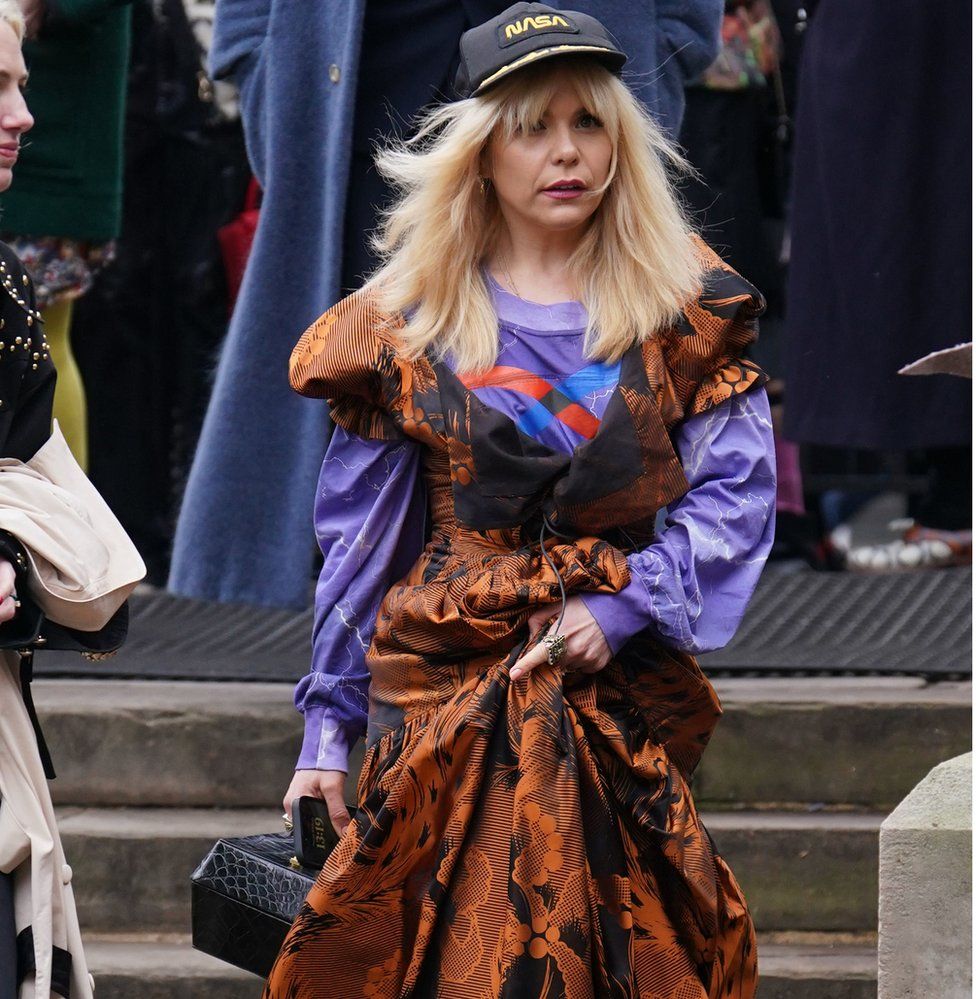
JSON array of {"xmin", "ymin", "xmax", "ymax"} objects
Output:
[
  {"xmin": 81, "ymin": 933, "xmax": 878, "ymax": 999},
  {"xmin": 57, "ymin": 806, "xmax": 883, "ymax": 934},
  {"xmin": 84, "ymin": 936, "xmax": 259, "ymax": 999},
  {"xmin": 33, "ymin": 678, "xmax": 971, "ymax": 809},
  {"xmin": 698, "ymin": 679, "xmax": 970, "ymax": 808},
  {"xmin": 59, "ymin": 807, "xmax": 277, "ymax": 934},
  {"xmin": 878, "ymin": 753, "xmax": 972, "ymax": 999},
  {"xmin": 707, "ymin": 811, "xmax": 883, "ymax": 932},
  {"xmin": 757, "ymin": 938, "xmax": 877, "ymax": 999}
]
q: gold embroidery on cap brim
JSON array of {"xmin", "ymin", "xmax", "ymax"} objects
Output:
[{"xmin": 474, "ymin": 45, "xmax": 619, "ymax": 94}]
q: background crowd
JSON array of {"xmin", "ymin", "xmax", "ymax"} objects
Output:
[{"xmin": 2, "ymin": 0, "xmax": 970, "ymax": 608}]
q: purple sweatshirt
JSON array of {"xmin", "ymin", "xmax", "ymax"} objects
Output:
[{"xmin": 296, "ymin": 278, "xmax": 776, "ymax": 772}]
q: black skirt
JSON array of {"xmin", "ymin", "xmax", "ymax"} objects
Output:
[{"xmin": 0, "ymin": 837, "xmax": 16, "ymax": 999}]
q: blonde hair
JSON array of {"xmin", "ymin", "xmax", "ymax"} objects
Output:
[
  {"xmin": 0, "ymin": 1, "xmax": 24, "ymax": 42},
  {"xmin": 364, "ymin": 57, "xmax": 704, "ymax": 374}
]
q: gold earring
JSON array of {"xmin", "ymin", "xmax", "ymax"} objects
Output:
[{"xmin": 479, "ymin": 177, "xmax": 489, "ymax": 195}]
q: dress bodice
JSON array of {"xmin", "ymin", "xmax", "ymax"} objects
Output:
[{"xmin": 289, "ymin": 239, "xmax": 767, "ymax": 541}]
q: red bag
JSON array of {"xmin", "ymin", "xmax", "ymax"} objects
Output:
[{"xmin": 217, "ymin": 177, "xmax": 262, "ymax": 313}]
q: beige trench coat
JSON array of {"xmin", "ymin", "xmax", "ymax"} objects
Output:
[{"xmin": 0, "ymin": 424, "xmax": 144, "ymax": 998}]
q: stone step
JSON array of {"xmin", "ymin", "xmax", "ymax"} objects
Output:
[
  {"xmin": 81, "ymin": 934, "xmax": 876, "ymax": 999},
  {"xmin": 38, "ymin": 680, "xmax": 303, "ymax": 809},
  {"xmin": 59, "ymin": 807, "xmax": 275, "ymax": 935},
  {"xmin": 707, "ymin": 811, "xmax": 883, "ymax": 932},
  {"xmin": 698, "ymin": 677, "xmax": 970, "ymax": 809},
  {"xmin": 757, "ymin": 935, "xmax": 877, "ymax": 999},
  {"xmin": 84, "ymin": 936, "xmax": 260, "ymax": 999},
  {"xmin": 58, "ymin": 807, "xmax": 882, "ymax": 934},
  {"xmin": 35, "ymin": 677, "xmax": 970, "ymax": 810}
]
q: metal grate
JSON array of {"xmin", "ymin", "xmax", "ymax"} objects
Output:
[
  {"xmin": 32, "ymin": 567, "xmax": 972, "ymax": 681},
  {"xmin": 699, "ymin": 565, "xmax": 971, "ymax": 676},
  {"xmin": 35, "ymin": 590, "xmax": 314, "ymax": 681}
]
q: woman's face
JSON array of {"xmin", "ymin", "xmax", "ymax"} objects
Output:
[
  {"xmin": 0, "ymin": 23, "xmax": 31, "ymax": 194},
  {"xmin": 486, "ymin": 67, "xmax": 612, "ymax": 242}
]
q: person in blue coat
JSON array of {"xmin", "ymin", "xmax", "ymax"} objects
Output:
[{"xmin": 169, "ymin": 0, "xmax": 722, "ymax": 610}]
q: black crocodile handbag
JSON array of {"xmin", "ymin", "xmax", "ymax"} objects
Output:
[{"xmin": 190, "ymin": 833, "xmax": 317, "ymax": 979}]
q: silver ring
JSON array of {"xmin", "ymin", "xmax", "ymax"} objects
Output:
[
  {"xmin": 282, "ymin": 812, "xmax": 294, "ymax": 833},
  {"xmin": 542, "ymin": 633, "xmax": 566, "ymax": 666}
]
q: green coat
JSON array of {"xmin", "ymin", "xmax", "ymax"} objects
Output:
[{"xmin": 0, "ymin": 0, "xmax": 132, "ymax": 241}]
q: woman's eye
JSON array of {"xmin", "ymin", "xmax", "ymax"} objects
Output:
[
  {"xmin": 578, "ymin": 113, "xmax": 601, "ymax": 128},
  {"xmin": 528, "ymin": 120, "xmax": 546, "ymax": 133}
]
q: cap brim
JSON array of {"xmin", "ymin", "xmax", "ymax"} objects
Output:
[{"xmin": 473, "ymin": 44, "xmax": 626, "ymax": 96}]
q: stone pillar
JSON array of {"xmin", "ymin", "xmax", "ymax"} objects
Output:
[{"xmin": 878, "ymin": 752, "xmax": 972, "ymax": 999}]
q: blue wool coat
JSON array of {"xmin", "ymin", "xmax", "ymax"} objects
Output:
[{"xmin": 169, "ymin": 0, "xmax": 721, "ymax": 610}]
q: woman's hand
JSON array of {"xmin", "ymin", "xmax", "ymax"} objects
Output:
[
  {"xmin": 282, "ymin": 769, "xmax": 351, "ymax": 839},
  {"xmin": 0, "ymin": 559, "xmax": 17, "ymax": 623},
  {"xmin": 510, "ymin": 596, "xmax": 612, "ymax": 681}
]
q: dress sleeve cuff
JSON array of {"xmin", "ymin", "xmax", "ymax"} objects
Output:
[
  {"xmin": 296, "ymin": 705, "xmax": 354, "ymax": 773},
  {"xmin": 579, "ymin": 576, "xmax": 652, "ymax": 656}
]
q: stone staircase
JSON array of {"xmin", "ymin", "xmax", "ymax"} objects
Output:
[{"xmin": 35, "ymin": 675, "xmax": 971, "ymax": 998}]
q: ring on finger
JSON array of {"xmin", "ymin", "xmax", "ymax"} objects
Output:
[
  {"xmin": 282, "ymin": 812, "xmax": 294, "ymax": 833},
  {"xmin": 542, "ymin": 632, "xmax": 566, "ymax": 667}
]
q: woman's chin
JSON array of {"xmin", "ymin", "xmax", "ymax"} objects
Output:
[
  {"xmin": 529, "ymin": 208, "xmax": 596, "ymax": 234},
  {"xmin": 0, "ymin": 167, "xmax": 14, "ymax": 194}
]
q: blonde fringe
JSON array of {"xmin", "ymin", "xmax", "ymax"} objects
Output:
[
  {"xmin": 0, "ymin": 1, "xmax": 24, "ymax": 41},
  {"xmin": 364, "ymin": 57, "xmax": 704, "ymax": 374}
]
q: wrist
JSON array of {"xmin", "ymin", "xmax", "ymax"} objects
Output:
[
  {"xmin": 578, "ymin": 575, "xmax": 652, "ymax": 655},
  {"xmin": 297, "ymin": 705, "xmax": 352, "ymax": 773}
]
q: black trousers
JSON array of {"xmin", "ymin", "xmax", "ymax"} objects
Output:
[{"xmin": 0, "ymin": 862, "xmax": 16, "ymax": 999}]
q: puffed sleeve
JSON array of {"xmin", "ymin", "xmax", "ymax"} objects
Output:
[
  {"xmin": 661, "ymin": 238, "xmax": 768, "ymax": 423},
  {"xmin": 294, "ymin": 426, "xmax": 426, "ymax": 773},
  {"xmin": 580, "ymin": 387, "xmax": 776, "ymax": 654},
  {"xmin": 581, "ymin": 243, "xmax": 775, "ymax": 654},
  {"xmin": 289, "ymin": 290, "xmax": 410, "ymax": 442}
]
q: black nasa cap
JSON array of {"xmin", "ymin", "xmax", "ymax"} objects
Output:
[{"xmin": 454, "ymin": 3, "xmax": 627, "ymax": 99}]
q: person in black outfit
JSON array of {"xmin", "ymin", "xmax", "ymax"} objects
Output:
[
  {"xmin": 0, "ymin": 5, "xmax": 135, "ymax": 996},
  {"xmin": 0, "ymin": 8, "xmax": 42, "ymax": 992},
  {"xmin": 783, "ymin": 0, "xmax": 971, "ymax": 552}
]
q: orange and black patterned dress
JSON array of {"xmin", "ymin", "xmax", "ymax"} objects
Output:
[{"xmin": 265, "ymin": 245, "xmax": 766, "ymax": 999}]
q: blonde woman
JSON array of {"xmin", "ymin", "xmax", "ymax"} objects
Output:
[
  {"xmin": 269, "ymin": 5, "xmax": 774, "ymax": 997},
  {"xmin": 0, "ymin": 5, "xmax": 144, "ymax": 998}
]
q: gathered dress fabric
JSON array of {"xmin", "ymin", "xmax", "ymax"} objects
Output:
[{"xmin": 266, "ymin": 242, "xmax": 769, "ymax": 999}]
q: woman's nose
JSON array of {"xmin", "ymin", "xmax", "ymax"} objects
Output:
[
  {"xmin": 2, "ymin": 103, "xmax": 32, "ymax": 135},
  {"xmin": 551, "ymin": 128, "xmax": 580, "ymax": 165}
]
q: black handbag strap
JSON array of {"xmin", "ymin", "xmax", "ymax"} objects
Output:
[{"xmin": 18, "ymin": 652, "xmax": 55, "ymax": 780}]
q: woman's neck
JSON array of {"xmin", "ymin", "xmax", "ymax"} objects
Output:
[{"xmin": 487, "ymin": 226, "xmax": 583, "ymax": 306}]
